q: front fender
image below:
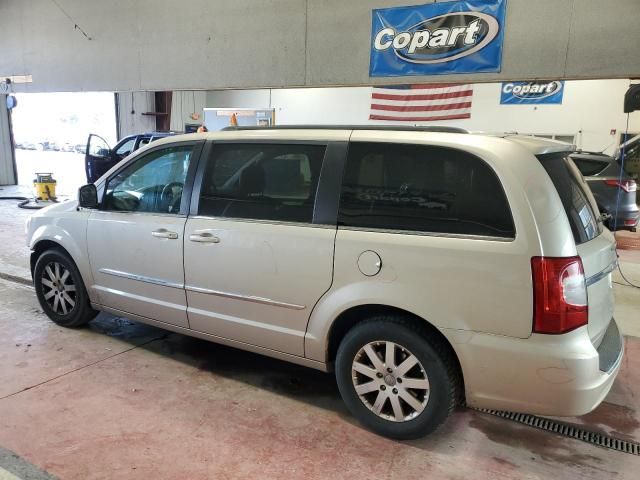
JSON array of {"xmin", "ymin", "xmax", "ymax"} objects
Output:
[{"xmin": 28, "ymin": 209, "xmax": 96, "ymax": 302}]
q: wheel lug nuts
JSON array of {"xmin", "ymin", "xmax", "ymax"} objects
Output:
[
  {"xmin": 392, "ymin": 388, "xmax": 398, "ymax": 394},
  {"xmin": 376, "ymin": 372, "xmax": 383, "ymax": 378},
  {"xmin": 387, "ymin": 367, "xmax": 393, "ymax": 373},
  {"xmin": 380, "ymin": 385, "xmax": 386, "ymax": 391},
  {"xmin": 397, "ymin": 378, "xmax": 403, "ymax": 383}
]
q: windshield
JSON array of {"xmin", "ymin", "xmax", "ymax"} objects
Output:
[{"xmin": 536, "ymin": 152, "xmax": 602, "ymax": 245}]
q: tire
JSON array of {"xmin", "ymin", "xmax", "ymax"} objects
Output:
[
  {"xmin": 34, "ymin": 248, "xmax": 98, "ymax": 328},
  {"xmin": 335, "ymin": 315, "xmax": 460, "ymax": 440}
]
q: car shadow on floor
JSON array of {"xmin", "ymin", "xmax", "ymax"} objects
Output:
[
  {"xmin": 89, "ymin": 312, "xmax": 351, "ymax": 417},
  {"xmin": 85, "ymin": 312, "xmax": 637, "ymax": 471},
  {"xmin": 88, "ymin": 312, "xmax": 483, "ymax": 441}
]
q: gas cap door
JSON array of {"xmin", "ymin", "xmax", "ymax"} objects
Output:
[{"xmin": 358, "ymin": 250, "xmax": 382, "ymax": 276}]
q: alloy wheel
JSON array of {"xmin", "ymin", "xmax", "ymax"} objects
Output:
[
  {"xmin": 40, "ymin": 261, "xmax": 77, "ymax": 315},
  {"xmin": 351, "ymin": 341, "xmax": 430, "ymax": 422}
]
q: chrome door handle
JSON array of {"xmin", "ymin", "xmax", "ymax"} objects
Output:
[
  {"xmin": 189, "ymin": 232, "xmax": 220, "ymax": 243},
  {"xmin": 152, "ymin": 228, "xmax": 178, "ymax": 239}
]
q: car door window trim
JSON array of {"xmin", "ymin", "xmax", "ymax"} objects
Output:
[
  {"xmin": 188, "ymin": 215, "xmax": 335, "ymax": 229},
  {"xmin": 338, "ymin": 225, "xmax": 514, "ymax": 242}
]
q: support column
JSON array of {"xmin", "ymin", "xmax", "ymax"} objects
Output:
[{"xmin": 0, "ymin": 95, "xmax": 17, "ymax": 185}]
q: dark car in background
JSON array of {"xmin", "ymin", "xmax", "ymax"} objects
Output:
[
  {"xmin": 84, "ymin": 131, "xmax": 179, "ymax": 183},
  {"xmin": 570, "ymin": 137, "xmax": 638, "ymax": 231}
]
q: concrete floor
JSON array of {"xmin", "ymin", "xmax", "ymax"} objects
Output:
[{"xmin": 0, "ymin": 190, "xmax": 639, "ymax": 478}]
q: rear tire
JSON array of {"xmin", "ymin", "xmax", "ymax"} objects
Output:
[
  {"xmin": 34, "ymin": 249, "xmax": 98, "ymax": 328},
  {"xmin": 335, "ymin": 315, "xmax": 460, "ymax": 439}
]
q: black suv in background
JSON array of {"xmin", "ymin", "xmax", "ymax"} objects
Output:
[
  {"xmin": 571, "ymin": 136, "xmax": 639, "ymax": 231},
  {"xmin": 85, "ymin": 132, "xmax": 178, "ymax": 183}
]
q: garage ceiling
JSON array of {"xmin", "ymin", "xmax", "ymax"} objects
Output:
[{"xmin": 0, "ymin": 0, "xmax": 639, "ymax": 92}]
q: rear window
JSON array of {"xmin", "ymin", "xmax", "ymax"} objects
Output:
[
  {"xmin": 536, "ymin": 152, "xmax": 602, "ymax": 245},
  {"xmin": 338, "ymin": 142, "xmax": 515, "ymax": 238},
  {"xmin": 571, "ymin": 157, "xmax": 608, "ymax": 176}
]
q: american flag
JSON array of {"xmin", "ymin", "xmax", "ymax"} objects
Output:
[{"xmin": 369, "ymin": 83, "xmax": 473, "ymax": 122}]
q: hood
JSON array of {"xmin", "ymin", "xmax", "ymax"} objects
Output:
[{"xmin": 30, "ymin": 198, "xmax": 79, "ymax": 218}]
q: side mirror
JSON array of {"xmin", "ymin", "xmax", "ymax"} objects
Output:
[{"xmin": 78, "ymin": 184, "xmax": 98, "ymax": 209}]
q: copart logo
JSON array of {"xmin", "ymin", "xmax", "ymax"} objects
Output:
[
  {"xmin": 502, "ymin": 81, "xmax": 563, "ymax": 100},
  {"xmin": 373, "ymin": 12, "xmax": 500, "ymax": 64}
]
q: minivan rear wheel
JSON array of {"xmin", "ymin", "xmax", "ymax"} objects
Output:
[
  {"xmin": 335, "ymin": 316, "xmax": 460, "ymax": 439},
  {"xmin": 34, "ymin": 249, "xmax": 98, "ymax": 328}
]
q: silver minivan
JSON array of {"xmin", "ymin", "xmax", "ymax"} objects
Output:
[{"xmin": 26, "ymin": 126, "xmax": 623, "ymax": 439}]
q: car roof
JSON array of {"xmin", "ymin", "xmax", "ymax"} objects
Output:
[{"xmin": 148, "ymin": 126, "xmax": 575, "ymax": 156}]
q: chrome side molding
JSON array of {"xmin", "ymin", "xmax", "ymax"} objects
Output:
[
  {"xmin": 98, "ymin": 268, "xmax": 184, "ymax": 289},
  {"xmin": 185, "ymin": 285, "xmax": 306, "ymax": 310},
  {"xmin": 585, "ymin": 261, "xmax": 617, "ymax": 287}
]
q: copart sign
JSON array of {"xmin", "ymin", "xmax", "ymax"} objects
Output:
[
  {"xmin": 370, "ymin": 0, "xmax": 506, "ymax": 77},
  {"xmin": 500, "ymin": 81, "xmax": 565, "ymax": 104}
]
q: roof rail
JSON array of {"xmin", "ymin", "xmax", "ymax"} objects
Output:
[{"xmin": 221, "ymin": 125, "xmax": 469, "ymax": 134}]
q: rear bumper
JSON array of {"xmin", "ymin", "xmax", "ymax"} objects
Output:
[
  {"xmin": 447, "ymin": 319, "xmax": 623, "ymax": 417},
  {"xmin": 611, "ymin": 206, "xmax": 639, "ymax": 230}
]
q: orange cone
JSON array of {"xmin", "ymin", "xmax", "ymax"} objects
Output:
[{"xmin": 230, "ymin": 113, "xmax": 238, "ymax": 126}]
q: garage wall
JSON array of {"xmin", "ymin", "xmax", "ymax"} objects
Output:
[
  {"xmin": 1, "ymin": 0, "xmax": 639, "ymax": 93},
  {"xmin": 0, "ymin": 96, "xmax": 17, "ymax": 185},
  {"xmin": 116, "ymin": 92, "xmax": 156, "ymax": 139},
  {"xmin": 170, "ymin": 92, "xmax": 208, "ymax": 132},
  {"xmin": 205, "ymin": 80, "xmax": 640, "ymax": 154}
]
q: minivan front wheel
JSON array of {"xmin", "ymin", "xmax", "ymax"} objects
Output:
[
  {"xmin": 34, "ymin": 249, "xmax": 97, "ymax": 328},
  {"xmin": 336, "ymin": 316, "xmax": 460, "ymax": 439}
]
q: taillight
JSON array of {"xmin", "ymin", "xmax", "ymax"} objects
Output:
[
  {"xmin": 531, "ymin": 256, "xmax": 588, "ymax": 334},
  {"xmin": 604, "ymin": 179, "xmax": 637, "ymax": 193}
]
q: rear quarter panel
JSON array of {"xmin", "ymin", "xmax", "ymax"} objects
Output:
[{"xmin": 305, "ymin": 134, "xmax": 572, "ymax": 362}]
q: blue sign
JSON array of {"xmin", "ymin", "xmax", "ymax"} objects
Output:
[
  {"xmin": 500, "ymin": 81, "xmax": 565, "ymax": 104},
  {"xmin": 370, "ymin": 0, "xmax": 506, "ymax": 77}
]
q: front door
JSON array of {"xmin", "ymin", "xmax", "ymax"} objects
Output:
[
  {"xmin": 184, "ymin": 142, "xmax": 336, "ymax": 356},
  {"xmin": 85, "ymin": 134, "xmax": 114, "ymax": 183},
  {"xmin": 88, "ymin": 142, "xmax": 202, "ymax": 328}
]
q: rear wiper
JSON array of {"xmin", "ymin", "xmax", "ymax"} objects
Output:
[{"xmin": 599, "ymin": 212, "xmax": 612, "ymax": 223}]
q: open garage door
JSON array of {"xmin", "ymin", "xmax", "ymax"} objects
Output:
[{"xmin": 11, "ymin": 92, "xmax": 117, "ymax": 196}]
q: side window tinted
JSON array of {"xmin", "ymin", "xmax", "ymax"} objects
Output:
[
  {"xmin": 104, "ymin": 145, "xmax": 194, "ymax": 214},
  {"xmin": 537, "ymin": 153, "xmax": 601, "ymax": 245},
  {"xmin": 339, "ymin": 142, "xmax": 515, "ymax": 238},
  {"xmin": 115, "ymin": 138, "xmax": 136, "ymax": 157},
  {"xmin": 197, "ymin": 143, "xmax": 326, "ymax": 223},
  {"xmin": 571, "ymin": 157, "xmax": 607, "ymax": 177}
]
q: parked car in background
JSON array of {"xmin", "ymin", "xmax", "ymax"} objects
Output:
[
  {"xmin": 571, "ymin": 137, "xmax": 639, "ymax": 232},
  {"xmin": 27, "ymin": 127, "xmax": 623, "ymax": 440},
  {"xmin": 84, "ymin": 131, "xmax": 179, "ymax": 183},
  {"xmin": 43, "ymin": 140, "xmax": 63, "ymax": 151},
  {"xmin": 22, "ymin": 140, "xmax": 44, "ymax": 151},
  {"xmin": 60, "ymin": 142, "xmax": 76, "ymax": 153}
]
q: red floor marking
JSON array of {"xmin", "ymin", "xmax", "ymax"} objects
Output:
[{"xmin": 616, "ymin": 234, "xmax": 640, "ymax": 251}]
